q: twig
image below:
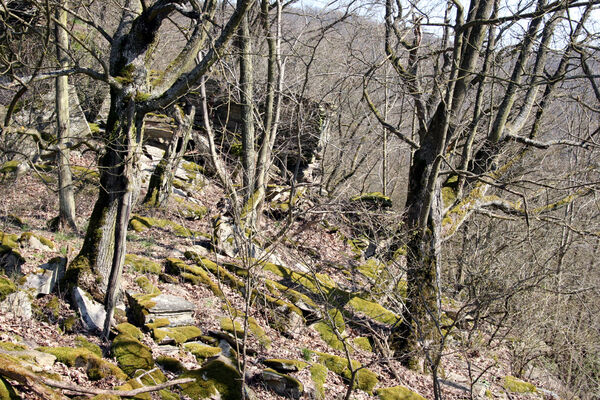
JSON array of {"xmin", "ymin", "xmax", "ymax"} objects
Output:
[{"xmin": 38, "ymin": 376, "xmax": 195, "ymax": 397}]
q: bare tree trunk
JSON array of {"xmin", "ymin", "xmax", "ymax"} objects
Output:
[
  {"xmin": 239, "ymin": 13, "xmax": 256, "ymax": 207},
  {"xmin": 144, "ymin": 102, "xmax": 196, "ymax": 207},
  {"xmin": 55, "ymin": 1, "xmax": 77, "ymax": 232}
]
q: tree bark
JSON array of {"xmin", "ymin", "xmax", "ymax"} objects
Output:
[
  {"xmin": 68, "ymin": 0, "xmax": 253, "ymax": 309},
  {"xmin": 55, "ymin": 1, "xmax": 77, "ymax": 232},
  {"xmin": 239, "ymin": 13, "xmax": 256, "ymax": 205}
]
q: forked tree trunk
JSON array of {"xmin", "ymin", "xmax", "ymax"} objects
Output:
[
  {"xmin": 144, "ymin": 102, "xmax": 196, "ymax": 207},
  {"xmin": 69, "ymin": 90, "xmax": 145, "ymax": 300}
]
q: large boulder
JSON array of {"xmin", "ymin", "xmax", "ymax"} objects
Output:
[
  {"xmin": 262, "ymin": 369, "xmax": 304, "ymax": 399},
  {"xmin": 72, "ymin": 287, "xmax": 107, "ymax": 332},
  {"xmin": 180, "ymin": 356, "xmax": 243, "ymax": 400},
  {"xmin": 127, "ymin": 292, "xmax": 196, "ymax": 327},
  {"xmin": 23, "ymin": 257, "xmax": 66, "ymax": 295},
  {"xmin": 0, "ymin": 290, "xmax": 32, "ymax": 320}
]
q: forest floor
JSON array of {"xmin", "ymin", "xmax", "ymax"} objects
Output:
[{"xmin": 0, "ymin": 150, "xmax": 561, "ymax": 400}]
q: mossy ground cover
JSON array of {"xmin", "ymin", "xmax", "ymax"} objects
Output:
[
  {"xmin": 0, "ymin": 276, "xmax": 16, "ymax": 302},
  {"xmin": 180, "ymin": 358, "xmax": 242, "ymax": 400},
  {"xmin": 135, "ymin": 276, "xmax": 161, "ymax": 295},
  {"xmin": 128, "ymin": 215, "xmax": 200, "ymax": 238},
  {"xmin": 503, "ymin": 376, "xmax": 537, "ymax": 393},
  {"xmin": 37, "ymin": 346, "xmax": 126, "ymax": 381},
  {"xmin": 124, "ymin": 254, "xmax": 162, "ymax": 274},
  {"xmin": 111, "ymin": 334, "xmax": 154, "ymax": 377},
  {"xmin": 115, "ymin": 323, "xmax": 143, "ymax": 340},
  {"xmin": 353, "ymin": 337, "xmax": 373, "ymax": 352},
  {"xmin": 152, "ymin": 325, "xmax": 202, "ymax": 345},
  {"xmin": 184, "ymin": 342, "xmax": 222, "ymax": 362},
  {"xmin": 309, "ymin": 364, "xmax": 328, "ymax": 400},
  {"xmin": 375, "ymin": 385, "xmax": 427, "ymax": 400},
  {"xmin": 263, "ymin": 358, "xmax": 308, "ymax": 371},
  {"xmin": 314, "ymin": 351, "xmax": 379, "ymax": 393},
  {"xmin": 165, "ymin": 257, "xmax": 222, "ymax": 296}
]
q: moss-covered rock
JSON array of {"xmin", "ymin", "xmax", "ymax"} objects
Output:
[
  {"xmin": 0, "ymin": 232, "xmax": 19, "ymax": 249},
  {"xmin": 117, "ymin": 368, "xmax": 167, "ymax": 400},
  {"xmin": 0, "ymin": 276, "xmax": 17, "ymax": 302},
  {"xmin": 263, "ymin": 359, "xmax": 308, "ymax": 373},
  {"xmin": 347, "ymin": 296, "xmax": 399, "ymax": 325},
  {"xmin": 356, "ymin": 258, "xmax": 384, "ymax": 280},
  {"xmin": 184, "ymin": 342, "xmax": 222, "ymax": 362},
  {"xmin": 74, "ymin": 336, "xmax": 102, "ymax": 357},
  {"xmin": 165, "ymin": 258, "xmax": 222, "ymax": 296},
  {"xmin": 37, "ymin": 346, "xmax": 126, "ymax": 381},
  {"xmin": 89, "ymin": 395, "xmax": 121, "ymax": 400},
  {"xmin": 156, "ymin": 355, "xmax": 186, "ymax": 374},
  {"xmin": 115, "ymin": 323, "xmax": 144, "ymax": 340},
  {"xmin": 0, "ymin": 342, "xmax": 27, "ymax": 352},
  {"xmin": 125, "ymin": 254, "xmax": 162, "ymax": 274},
  {"xmin": 174, "ymin": 198, "xmax": 208, "ymax": 220},
  {"xmin": 503, "ymin": 376, "xmax": 537, "ymax": 393},
  {"xmin": 0, "ymin": 376, "xmax": 19, "ymax": 400},
  {"xmin": 314, "ymin": 351, "xmax": 378, "ymax": 393},
  {"xmin": 262, "ymin": 368, "xmax": 303, "ymax": 399},
  {"xmin": 376, "ymin": 385, "xmax": 427, "ymax": 400},
  {"xmin": 310, "ymin": 364, "xmax": 328, "ymax": 400},
  {"xmin": 18, "ymin": 232, "xmax": 55, "ymax": 250},
  {"xmin": 180, "ymin": 357, "xmax": 242, "ymax": 400},
  {"xmin": 152, "ymin": 326, "xmax": 202, "ymax": 345},
  {"xmin": 135, "ymin": 276, "xmax": 161, "ymax": 295},
  {"xmin": 350, "ymin": 192, "xmax": 392, "ymax": 208},
  {"xmin": 111, "ymin": 334, "xmax": 154, "ymax": 377},
  {"xmin": 353, "ymin": 337, "xmax": 373, "ymax": 352},
  {"xmin": 0, "ymin": 160, "xmax": 20, "ymax": 174},
  {"xmin": 313, "ymin": 321, "xmax": 346, "ymax": 351},
  {"xmin": 128, "ymin": 215, "xmax": 197, "ymax": 238}
]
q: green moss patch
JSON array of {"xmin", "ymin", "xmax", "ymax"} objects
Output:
[
  {"xmin": 503, "ymin": 376, "xmax": 537, "ymax": 393},
  {"xmin": 0, "ymin": 232, "xmax": 19, "ymax": 249},
  {"xmin": 174, "ymin": 197, "xmax": 208, "ymax": 220},
  {"xmin": 115, "ymin": 323, "xmax": 143, "ymax": 340},
  {"xmin": 350, "ymin": 192, "xmax": 392, "ymax": 208},
  {"xmin": 111, "ymin": 334, "xmax": 154, "ymax": 377},
  {"xmin": 19, "ymin": 232, "xmax": 55, "ymax": 250},
  {"xmin": 310, "ymin": 364, "xmax": 328, "ymax": 400},
  {"xmin": 0, "ymin": 276, "xmax": 17, "ymax": 302},
  {"xmin": 347, "ymin": 296, "xmax": 399, "ymax": 325},
  {"xmin": 156, "ymin": 355, "xmax": 186, "ymax": 374},
  {"xmin": 376, "ymin": 385, "xmax": 427, "ymax": 400},
  {"xmin": 0, "ymin": 342, "xmax": 27, "ymax": 352},
  {"xmin": 166, "ymin": 257, "xmax": 222, "ymax": 296},
  {"xmin": 184, "ymin": 342, "xmax": 222, "ymax": 362},
  {"xmin": 180, "ymin": 358, "xmax": 242, "ymax": 400},
  {"xmin": 74, "ymin": 336, "xmax": 102, "ymax": 357},
  {"xmin": 125, "ymin": 254, "xmax": 162, "ymax": 274},
  {"xmin": 129, "ymin": 215, "xmax": 197, "ymax": 238},
  {"xmin": 152, "ymin": 326, "xmax": 202, "ymax": 345},
  {"xmin": 0, "ymin": 376, "xmax": 19, "ymax": 400},
  {"xmin": 313, "ymin": 321, "xmax": 346, "ymax": 351},
  {"xmin": 117, "ymin": 368, "xmax": 167, "ymax": 400},
  {"xmin": 314, "ymin": 351, "xmax": 378, "ymax": 393},
  {"xmin": 38, "ymin": 346, "xmax": 126, "ymax": 381},
  {"xmin": 263, "ymin": 359, "xmax": 308, "ymax": 372},
  {"xmin": 264, "ymin": 279, "xmax": 318, "ymax": 309},
  {"xmin": 135, "ymin": 276, "xmax": 161, "ymax": 295},
  {"xmin": 357, "ymin": 258, "xmax": 384, "ymax": 280},
  {"xmin": 261, "ymin": 261, "xmax": 336, "ymax": 295},
  {"xmin": 0, "ymin": 160, "xmax": 20, "ymax": 174},
  {"xmin": 353, "ymin": 337, "xmax": 373, "ymax": 352}
]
